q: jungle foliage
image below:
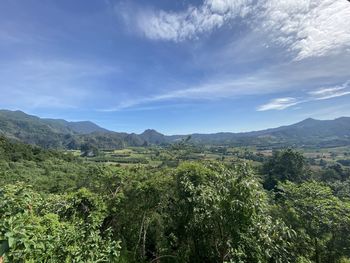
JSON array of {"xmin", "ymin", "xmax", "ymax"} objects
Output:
[{"xmin": 1, "ymin": 136, "xmax": 350, "ymax": 262}]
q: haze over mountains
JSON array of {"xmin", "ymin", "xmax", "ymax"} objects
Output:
[{"xmin": 0, "ymin": 109, "xmax": 350, "ymax": 149}]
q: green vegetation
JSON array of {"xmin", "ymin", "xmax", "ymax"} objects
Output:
[{"xmin": 1, "ymin": 135, "xmax": 350, "ymax": 262}]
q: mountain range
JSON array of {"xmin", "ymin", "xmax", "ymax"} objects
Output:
[{"xmin": 1, "ymin": 109, "xmax": 350, "ymax": 149}]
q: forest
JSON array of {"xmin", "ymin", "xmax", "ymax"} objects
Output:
[{"xmin": 1, "ymin": 135, "xmax": 350, "ymax": 263}]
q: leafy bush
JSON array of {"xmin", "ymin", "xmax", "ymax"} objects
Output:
[{"xmin": 0, "ymin": 183, "xmax": 121, "ymax": 262}]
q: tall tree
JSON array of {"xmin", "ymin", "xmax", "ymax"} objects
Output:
[{"xmin": 263, "ymin": 149, "xmax": 310, "ymax": 190}]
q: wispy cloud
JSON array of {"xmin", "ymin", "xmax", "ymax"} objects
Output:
[
  {"xmin": 308, "ymin": 82, "xmax": 350, "ymax": 100},
  {"xmin": 101, "ymin": 57, "xmax": 350, "ymax": 112},
  {"xmin": 257, "ymin": 81, "xmax": 350, "ymax": 111},
  {"xmin": 99, "ymin": 73, "xmax": 285, "ymax": 111},
  {"xmin": 257, "ymin": 97, "xmax": 302, "ymax": 111},
  {"xmin": 120, "ymin": 0, "xmax": 350, "ymax": 60},
  {"xmin": 133, "ymin": 0, "xmax": 252, "ymax": 42}
]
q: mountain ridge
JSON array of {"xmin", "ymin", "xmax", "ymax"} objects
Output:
[{"xmin": 1, "ymin": 109, "xmax": 349, "ymax": 149}]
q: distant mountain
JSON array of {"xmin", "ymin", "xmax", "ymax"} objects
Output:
[
  {"xmin": 179, "ymin": 117, "xmax": 350, "ymax": 148},
  {"xmin": 1, "ymin": 109, "xmax": 350, "ymax": 149},
  {"xmin": 140, "ymin": 129, "xmax": 166, "ymax": 145},
  {"xmin": 0, "ymin": 110, "xmax": 108, "ymax": 134},
  {"xmin": 0, "ymin": 110, "xmax": 72, "ymax": 148},
  {"xmin": 0, "ymin": 110, "xmax": 161, "ymax": 149}
]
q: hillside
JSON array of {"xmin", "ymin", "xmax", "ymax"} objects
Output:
[
  {"xmin": 0, "ymin": 110, "xmax": 72, "ymax": 148},
  {"xmin": 43, "ymin": 118, "xmax": 109, "ymax": 134},
  {"xmin": 0, "ymin": 110, "xmax": 141, "ymax": 149},
  {"xmin": 1, "ymin": 109, "xmax": 350, "ymax": 149}
]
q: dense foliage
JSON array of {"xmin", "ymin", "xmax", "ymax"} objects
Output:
[{"xmin": 1, "ymin": 136, "xmax": 350, "ymax": 262}]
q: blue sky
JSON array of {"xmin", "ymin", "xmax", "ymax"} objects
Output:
[{"xmin": 1, "ymin": 0, "xmax": 350, "ymax": 134}]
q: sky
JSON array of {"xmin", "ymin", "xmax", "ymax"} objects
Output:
[{"xmin": 0, "ymin": 0, "xmax": 350, "ymax": 134}]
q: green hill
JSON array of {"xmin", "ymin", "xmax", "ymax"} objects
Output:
[{"xmin": 0, "ymin": 110, "xmax": 144, "ymax": 149}]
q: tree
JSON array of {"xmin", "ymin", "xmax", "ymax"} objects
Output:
[
  {"xmin": 320, "ymin": 164, "xmax": 350, "ymax": 182},
  {"xmin": 100, "ymin": 166, "xmax": 174, "ymax": 262},
  {"xmin": 263, "ymin": 149, "xmax": 310, "ymax": 190},
  {"xmin": 276, "ymin": 181, "xmax": 350, "ymax": 263},
  {"xmin": 0, "ymin": 183, "xmax": 121, "ymax": 262},
  {"xmin": 167, "ymin": 161, "xmax": 294, "ymax": 263},
  {"xmin": 80, "ymin": 143, "xmax": 99, "ymax": 157}
]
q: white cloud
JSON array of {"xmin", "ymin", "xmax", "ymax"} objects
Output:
[
  {"xmin": 261, "ymin": 0, "xmax": 350, "ymax": 60},
  {"xmin": 257, "ymin": 97, "xmax": 302, "ymax": 111},
  {"xmin": 258, "ymin": 80, "xmax": 350, "ymax": 111},
  {"xmin": 134, "ymin": 0, "xmax": 252, "ymax": 42},
  {"xmin": 308, "ymin": 81, "xmax": 350, "ymax": 100},
  {"xmin": 125, "ymin": 0, "xmax": 350, "ymax": 60}
]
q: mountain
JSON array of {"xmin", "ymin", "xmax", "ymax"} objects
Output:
[
  {"xmin": 140, "ymin": 129, "xmax": 167, "ymax": 145},
  {"xmin": 0, "ymin": 110, "xmax": 108, "ymax": 134},
  {"xmin": 0, "ymin": 110, "xmax": 158, "ymax": 149},
  {"xmin": 181, "ymin": 117, "xmax": 350, "ymax": 148},
  {"xmin": 1, "ymin": 109, "xmax": 350, "ymax": 149},
  {"xmin": 0, "ymin": 110, "xmax": 72, "ymax": 148}
]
